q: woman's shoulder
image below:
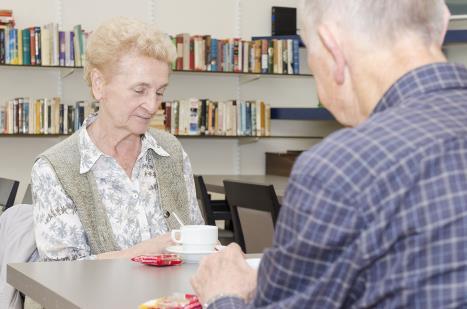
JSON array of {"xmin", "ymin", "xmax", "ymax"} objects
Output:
[
  {"xmin": 40, "ymin": 132, "xmax": 80, "ymax": 159},
  {"xmin": 147, "ymin": 129, "xmax": 182, "ymax": 148}
]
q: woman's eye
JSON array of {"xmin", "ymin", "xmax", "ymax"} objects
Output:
[
  {"xmin": 135, "ymin": 89, "xmax": 145, "ymax": 94},
  {"xmin": 156, "ymin": 92, "xmax": 164, "ymax": 96}
]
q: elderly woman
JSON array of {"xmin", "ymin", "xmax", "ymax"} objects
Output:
[{"xmin": 31, "ymin": 17, "xmax": 204, "ymax": 261}]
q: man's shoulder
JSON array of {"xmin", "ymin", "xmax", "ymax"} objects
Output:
[{"xmin": 293, "ymin": 118, "xmax": 414, "ymax": 197}]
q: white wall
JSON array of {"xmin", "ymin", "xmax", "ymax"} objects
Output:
[{"xmin": 1, "ymin": 1, "xmax": 465, "ymax": 203}]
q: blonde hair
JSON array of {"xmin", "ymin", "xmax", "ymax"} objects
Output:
[
  {"xmin": 84, "ymin": 17, "xmax": 176, "ymax": 87},
  {"xmin": 299, "ymin": 0, "xmax": 446, "ymax": 48}
]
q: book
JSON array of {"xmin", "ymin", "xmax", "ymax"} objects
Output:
[{"xmin": 21, "ymin": 28, "xmax": 30, "ymax": 65}]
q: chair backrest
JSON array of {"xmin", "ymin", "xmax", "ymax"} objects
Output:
[
  {"xmin": 223, "ymin": 180, "xmax": 281, "ymax": 253},
  {"xmin": 0, "ymin": 177, "xmax": 19, "ymax": 211},
  {"xmin": 22, "ymin": 184, "xmax": 33, "ymax": 204},
  {"xmin": 193, "ymin": 175, "xmax": 216, "ymax": 225}
]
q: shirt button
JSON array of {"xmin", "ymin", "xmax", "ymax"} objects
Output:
[{"xmin": 133, "ymin": 192, "xmax": 138, "ymax": 199}]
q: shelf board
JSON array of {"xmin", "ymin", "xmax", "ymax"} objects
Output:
[
  {"xmin": 0, "ymin": 63, "xmax": 82, "ymax": 69},
  {"xmin": 0, "ymin": 64, "xmax": 313, "ymax": 77},
  {"xmin": 444, "ymin": 29, "xmax": 467, "ymax": 44},
  {"xmin": 172, "ymin": 69, "xmax": 313, "ymax": 78},
  {"xmin": 271, "ymin": 108, "xmax": 335, "ymax": 121},
  {"xmin": 0, "ymin": 133, "xmax": 323, "ymax": 139}
]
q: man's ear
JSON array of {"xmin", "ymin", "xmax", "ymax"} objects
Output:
[
  {"xmin": 439, "ymin": 4, "xmax": 451, "ymax": 46},
  {"xmin": 318, "ymin": 25, "xmax": 346, "ymax": 85},
  {"xmin": 91, "ymin": 69, "xmax": 105, "ymax": 101}
]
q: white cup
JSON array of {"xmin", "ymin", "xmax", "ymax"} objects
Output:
[{"xmin": 170, "ymin": 225, "xmax": 218, "ymax": 252}]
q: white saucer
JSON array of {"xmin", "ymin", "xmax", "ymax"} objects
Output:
[
  {"xmin": 246, "ymin": 258, "xmax": 261, "ymax": 269},
  {"xmin": 166, "ymin": 245, "xmax": 216, "ymax": 263}
]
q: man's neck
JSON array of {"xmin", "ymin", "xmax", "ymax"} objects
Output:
[{"xmin": 350, "ymin": 39, "xmax": 447, "ymax": 120}]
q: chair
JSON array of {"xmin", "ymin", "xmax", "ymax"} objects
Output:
[
  {"xmin": 0, "ymin": 177, "xmax": 20, "ymax": 212},
  {"xmin": 223, "ymin": 180, "xmax": 281, "ymax": 253},
  {"xmin": 22, "ymin": 184, "xmax": 33, "ymax": 204},
  {"xmin": 193, "ymin": 175, "xmax": 234, "ymax": 245}
]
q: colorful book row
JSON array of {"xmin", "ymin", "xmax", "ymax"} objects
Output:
[
  {"xmin": 151, "ymin": 99, "xmax": 271, "ymax": 136},
  {"xmin": 0, "ymin": 24, "xmax": 87, "ymax": 66},
  {"xmin": 171, "ymin": 34, "xmax": 300, "ymax": 75},
  {"xmin": 0, "ymin": 98, "xmax": 98, "ymax": 134}
]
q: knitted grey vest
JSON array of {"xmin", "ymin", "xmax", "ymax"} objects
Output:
[{"xmin": 38, "ymin": 129, "xmax": 191, "ymax": 255}]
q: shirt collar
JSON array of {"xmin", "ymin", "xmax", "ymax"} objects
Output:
[
  {"xmin": 372, "ymin": 62, "xmax": 467, "ymax": 115},
  {"xmin": 79, "ymin": 113, "xmax": 170, "ymax": 174}
]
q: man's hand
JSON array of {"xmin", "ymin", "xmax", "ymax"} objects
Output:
[{"xmin": 191, "ymin": 243, "xmax": 258, "ymax": 305}]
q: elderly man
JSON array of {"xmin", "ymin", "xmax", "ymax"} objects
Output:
[{"xmin": 192, "ymin": 0, "xmax": 467, "ymax": 308}]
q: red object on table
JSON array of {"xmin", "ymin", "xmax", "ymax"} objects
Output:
[{"xmin": 131, "ymin": 254, "xmax": 183, "ymax": 266}]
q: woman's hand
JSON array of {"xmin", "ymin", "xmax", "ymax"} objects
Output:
[
  {"xmin": 96, "ymin": 233, "xmax": 175, "ymax": 260},
  {"xmin": 131, "ymin": 233, "xmax": 174, "ymax": 256}
]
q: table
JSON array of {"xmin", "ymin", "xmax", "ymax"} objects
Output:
[
  {"xmin": 7, "ymin": 255, "xmax": 262, "ymax": 309},
  {"xmin": 202, "ymin": 174, "xmax": 289, "ymax": 199}
]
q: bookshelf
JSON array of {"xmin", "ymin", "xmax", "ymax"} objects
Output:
[{"xmin": 0, "ymin": 0, "xmax": 341, "ymax": 203}]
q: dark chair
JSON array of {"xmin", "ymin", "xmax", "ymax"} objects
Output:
[
  {"xmin": 0, "ymin": 177, "xmax": 20, "ymax": 211},
  {"xmin": 223, "ymin": 180, "xmax": 281, "ymax": 253},
  {"xmin": 193, "ymin": 175, "xmax": 234, "ymax": 245},
  {"xmin": 22, "ymin": 184, "xmax": 33, "ymax": 204}
]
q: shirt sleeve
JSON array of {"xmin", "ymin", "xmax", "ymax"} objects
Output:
[
  {"xmin": 32, "ymin": 158, "xmax": 95, "ymax": 261},
  {"xmin": 181, "ymin": 149, "xmax": 205, "ymax": 225}
]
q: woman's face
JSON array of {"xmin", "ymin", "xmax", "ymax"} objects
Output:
[{"xmin": 97, "ymin": 52, "xmax": 169, "ymax": 135}]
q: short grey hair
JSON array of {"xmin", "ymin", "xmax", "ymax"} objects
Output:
[
  {"xmin": 299, "ymin": 0, "xmax": 447, "ymax": 48},
  {"xmin": 84, "ymin": 17, "xmax": 176, "ymax": 87}
]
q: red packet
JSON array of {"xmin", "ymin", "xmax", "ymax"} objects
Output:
[
  {"xmin": 139, "ymin": 293, "xmax": 202, "ymax": 309},
  {"xmin": 131, "ymin": 254, "xmax": 183, "ymax": 266}
]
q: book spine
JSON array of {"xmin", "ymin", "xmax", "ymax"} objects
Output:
[
  {"xmin": 261, "ymin": 39, "xmax": 268, "ymax": 73},
  {"xmin": 53, "ymin": 24, "xmax": 59, "ymax": 66},
  {"xmin": 34, "ymin": 27, "xmax": 41, "ymax": 65},
  {"xmin": 40, "ymin": 25, "xmax": 49, "ymax": 66},
  {"xmin": 210, "ymin": 38, "xmax": 217, "ymax": 72},
  {"xmin": 10, "ymin": 28, "xmax": 17, "ymax": 64},
  {"xmin": 176, "ymin": 35, "xmax": 183, "ymax": 70},
  {"xmin": 0, "ymin": 29, "xmax": 5, "ymax": 64},
  {"xmin": 59, "ymin": 103, "xmax": 64, "ymax": 133},
  {"xmin": 29, "ymin": 28, "xmax": 35, "ymax": 65},
  {"xmin": 189, "ymin": 37, "xmax": 194, "ymax": 71},
  {"xmin": 59, "ymin": 31, "xmax": 65, "ymax": 66},
  {"xmin": 69, "ymin": 31, "xmax": 75, "ymax": 66},
  {"xmin": 24, "ymin": 98, "xmax": 30, "ymax": 133},
  {"xmin": 287, "ymin": 39, "xmax": 293, "ymax": 74},
  {"xmin": 22, "ymin": 29, "xmax": 30, "ymax": 65},
  {"xmin": 4, "ymin": 27, "xmax": 9, "ymax": 64},
  {"xmin": 204, "ymin": 35, "xmax": 211, "ymax": 72},
  {"xmin": 293, "ymin": 39, "xmax": 299, "ymax": 74},
  {"xmin": 242, "ymin": 41, "xmax": 249, "ymax": 73},
  {"xmin": 17, "ymin": 29, "xmax": 23, "ymax": 65}
]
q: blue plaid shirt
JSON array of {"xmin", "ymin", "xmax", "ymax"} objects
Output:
[{"xmin": 211, "ymin": 63, "xmax": 467, "ymax": 308}]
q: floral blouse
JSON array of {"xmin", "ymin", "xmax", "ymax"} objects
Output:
[{"xmin": 31, "ymin": 114, "xmax": 204, "ymax": 261}]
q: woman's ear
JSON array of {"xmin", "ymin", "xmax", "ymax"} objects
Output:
[
  {"xmin": 91, "ymin": 68, "xmax": 105, "ymax": 101},
  {"xmin": 317, "ymin": 24, "xmax": 346, "ymax": 85}
]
